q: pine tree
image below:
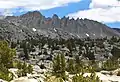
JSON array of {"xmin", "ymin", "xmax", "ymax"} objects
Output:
[
  {"xmin": 67, "ymin": 59, "xmax": 75, "ymax": 74},
  {"xmin": 61, "ymin": 54, "xmax": 66, "ymax": 72},
  {"xmin": 0, "ymin": 41, "xmax": 16, "ymax": 68},
  {"xmin": 53, "ymin": 54, "xmax": 61, "ymax": 74},
  {"xmin": 52, "ymin": 53, "xmax": 67, "ymax": 80},
  {"xmin": 23, "ymin": 42, "xmax": 29, "ymax": 60},
  {"xmin": 11, "ymin": 41, "xmax": 17, "ymax": 49},
  {"xmin": 111, "ymin": 46, "xmax": 120, "ymax": 58},
  {"xmin": 0, "ymin": 41, "xmax": 15, "ymax": 81},
  {"xmin": 74, "ymin": 55, "xmax": 83, "ymax": 73}
]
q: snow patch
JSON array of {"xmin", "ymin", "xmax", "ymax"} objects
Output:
[
  {"xmin": 32, "ymin": 28, "xmax": 37, "ymax": 32},
  {"xmin": 70, "ymin": 33, "xmax": 74, "ymax": 36},
  {"xmin": 93, "ymin": 34, "xmax": 95, "ymax": 36},
  {"xmin": 86, "ymin": 33, "xmax": 89, "ymax": 37},
  {"xmin": 77, "ymin": 35, "xmax": 80, "ymax": 38},
  {"xmin": 18, "ymin": 30, "xmax": 23, "ymax": 33},
  {"xmin": 54, "ymin": 28, "xmax": 57, "ymax": 32}
]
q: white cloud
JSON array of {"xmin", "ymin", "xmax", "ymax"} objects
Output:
[
  {"xmin": 68, "ymin": 7, "xmax": 120, "ymax": 23},
  {"xmin": 2, "ymin": 9, "xmax": 13, "ymax": 16},
  {"xmin": 0, "ymin": 0, "xmax": 81, "ymax": 10},
  {"xmin": 67, "ymin": 0, "xmax": 120, "ymax": 23},
  {"xmin": 90, "ymin": 0, "xmax": 120, "ymax": 8},
  {"xmin": 0, "ymin": 0, "xmax": 81, "ymax": 16}
]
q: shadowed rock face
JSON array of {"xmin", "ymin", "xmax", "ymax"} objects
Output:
[
  {"xmin": 113, "ymin": 28, "xmax": 120, "ymax": 33},
  {"xmin": 0, "ymin": 11, "xmax": 120, "ymax": 41}
]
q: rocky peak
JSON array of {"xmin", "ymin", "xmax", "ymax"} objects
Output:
[
  {"xmin": 52, "ymin": 14, "xmax": 59, "ymax": 20},
  {"xmin": 5, "ymin": 16, "xmax": 17, "ymax": 21},
  {"xmin": 20, "ymin": 11, "xmax": 42, "ymax": 18}
]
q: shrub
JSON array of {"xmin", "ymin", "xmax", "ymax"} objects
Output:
[
  {"xmin": 17, "ymin": 62, "xmax": 33, "ymax": 77},
  {"xmin": 72, "ymin": 73, "xmax": 102, "ymax": 82},
  {"xmin": 102, "ymin": 59, "xmax": 119, "ymax": 71},
  {"xmin": 0, "ymin": 64, "xmax": 13, "ymax": 81}
]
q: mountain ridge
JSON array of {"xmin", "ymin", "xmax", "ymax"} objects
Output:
[{"xmin": 0, "ymin": 11, "xmax": 120, "ymax": 41}]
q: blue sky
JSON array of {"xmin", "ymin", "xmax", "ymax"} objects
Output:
[
  {"xmin": 11, "ymin": 0, "xmax": 91, "ymax": 17},
  {"xmin": 40, "ymin": 0, "xmax": 91, "ymax": 17},
  {"xmin": 0, "ymin": 0, "xmax": 120, "ymax": 28}
]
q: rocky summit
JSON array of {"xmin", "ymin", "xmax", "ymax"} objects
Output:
[{"xmin": 0, "ymin": 11, "xmax": 120, "ymax": 41}]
